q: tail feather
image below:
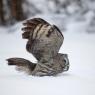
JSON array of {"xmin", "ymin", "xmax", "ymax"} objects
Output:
[{"xmin": 7, "ymin": 58, "xmax": 36, "ymax": 74}]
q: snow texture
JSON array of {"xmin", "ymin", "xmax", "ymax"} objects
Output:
[
  {"xmin": 0, "ymin": 0, "xmax": 95, "ymax": 94},
  {"xmin": 0, "ymin": 15, "xmax": 95, "ymax": 95}
]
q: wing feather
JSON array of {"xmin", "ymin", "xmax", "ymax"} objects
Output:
[{"xmin": 22, "ymin": 18, "xmax": 64, "ymax": 62}]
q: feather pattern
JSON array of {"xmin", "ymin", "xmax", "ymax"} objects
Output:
[{"xmin": 7, "ymin": 18, "xmax": 69, "ymax": 76}]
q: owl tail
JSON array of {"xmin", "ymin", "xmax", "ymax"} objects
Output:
[{"xmin": 6, "ymin": 58, "xmax": 36, "ymax": 74}]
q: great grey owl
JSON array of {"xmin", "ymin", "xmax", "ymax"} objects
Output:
[{"xmin": 7, "ymin": 18, "xmax": 69, "ymax": 76}]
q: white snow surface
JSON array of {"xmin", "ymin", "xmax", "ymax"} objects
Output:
[{"xmin": 0, "ymin": 17, "xmax": 95, "ymax": 95}]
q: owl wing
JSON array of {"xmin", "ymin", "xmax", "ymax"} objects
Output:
[
  {"xmin": 22, "ymin": 18, "xmax": 64, "ymax": 62},
  {"xmin": 22, "ymin": 18, "xmax": 49, "ymax": 39}
]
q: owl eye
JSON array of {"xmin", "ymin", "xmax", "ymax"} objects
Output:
[{"xmin": 63, "ymin": 59, "xmax": 66, "ymax": 63}]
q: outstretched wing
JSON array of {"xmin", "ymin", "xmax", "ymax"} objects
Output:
[
  {"xmin": 22, "ymin": 18, "xmax": 49, "ymax": 39},
  {"xmin": 22, "ymin": 18, "xmax": 64, "ymax": 62}
]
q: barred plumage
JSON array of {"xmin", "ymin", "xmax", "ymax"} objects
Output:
[
  {"xmin": 7, "ymin": 18, "xmax": 69, "ymax": 76},
  {"xmin": 22, "ymin": 18, "xmax": 64, "ymax": 62}
]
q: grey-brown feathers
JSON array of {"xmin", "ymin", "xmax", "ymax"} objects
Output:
[
  {"xmin": 22, "ymin": 18, "xmax": 64, "ymax": 62},
  {"xmin": 7, "ymin": 18, "xmax": 69, "ymax": 76}
]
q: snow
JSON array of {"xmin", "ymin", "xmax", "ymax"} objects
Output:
[{"xmin": 0, "ymin": 18, "xmax": 95, "ymax": 95}]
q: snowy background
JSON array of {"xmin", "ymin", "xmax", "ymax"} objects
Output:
[{"xmin": 0, "ymin": 0, "xmax": 95, "ymax": 95}]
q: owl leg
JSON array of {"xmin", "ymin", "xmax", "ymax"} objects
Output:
[{"xmin": 7, "ymin": 58, "xmax": 36, "ymax": 74}]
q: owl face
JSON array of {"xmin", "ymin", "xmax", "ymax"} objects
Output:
[{"xmin": 62, "ymin": 54, "xmax": 69, "ymax": 71}]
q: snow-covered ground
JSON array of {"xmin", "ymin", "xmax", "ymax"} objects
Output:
[{"xmin": 0, "ymin": 16, "xmax": 95, "ymax": 95}]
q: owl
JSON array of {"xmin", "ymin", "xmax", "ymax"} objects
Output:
[{"xmin": 7, "ymin": 18, "xmax": 69, "ymax": 76}]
